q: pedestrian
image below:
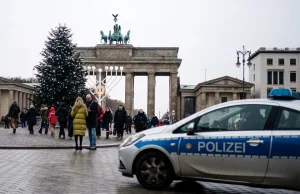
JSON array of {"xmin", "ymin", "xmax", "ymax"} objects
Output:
[
  {"xmin": 38, "ymin": 105, "xmax": 49, "ymax": 134},
  {"xmin": 150, "ymin": 114, "xmax": 159, "ymax": 128},
  {"xmin": 85, "ymin": 94, "xmax": 99, "ymax": 150},
  {"xmin": 96, "ymin": 104, "xmax": 104, "ymax": 138},
  {"xmin": 48, "ymin": 107, "xmax": 57, "ymax": 137},
  {"xmin": 26, "ymin": 105, "xmax": 37, "ymax": 134},
  {"xmin": 134, "ymin": 109, "xmax": 147, "ymax": 133},
  {"xmin": 125, "ymin": 113, "xmax": 132, "ymax": 134},
  {"xmin": 114, "ymin": 104, "xmax": 127, "ymax": 140},
  {"xmin": 8, "ymin": 101, "xmax": 20, "ymax": 134},
  {"xmin": 71, "ymin": 97, "xmax": 88, "ymax": 150},
  {"xmin": 4, "ymin": 114, "xmax": 10, "ymax": 129},
  {"xmin": 67, "ymin": 104, "xmax": 74, "ymax": 140},
  {"xmin": 102, "ymin": 107, "xmax": 113, "ymax": 139},
  {"xmin": 56, "ymin": 102, "xmax": 68, "ymax": 139},
  {"xmin": 20, "ymin": 110, "xmax": 26, "ymax": 128}
]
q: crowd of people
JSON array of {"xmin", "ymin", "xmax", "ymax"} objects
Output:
[{"xmin": 1, "ymin": 94, "xmax": 170, "ymax": 150}]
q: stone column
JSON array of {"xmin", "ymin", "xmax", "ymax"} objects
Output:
[
  {"xmin": 215, "ymin": 92, "xmax": 220, "ymax": 105},
  {"xmin": 0, "ymin": 90, "xmax": 2, "ymax": 117},
  {"xmin": 181, "ymin": 96, "xmax": 185, "ymax": 119},
  {"xmin": 15, "ymin": 91, "xmax": 19, "ymax": 106},
  {"xmin": 22, "ymin": 93, "xmax": 26, "ymax": 110},
  {"xmin": 19, "ymin": 92, "xmax": 22, "ymax": 110},
  {"xmin": 200, "ymin": 92, "xmax": 207, "ymax": 110},
  {"xmin": 196, "ymin": 95, "xmax": 201, "ymax": 112},
  {"xmin": 8, "ymin": 90, "xmax": 14, "ymax": 107},
  {"xmin": 169, "ymin": 73, "xmax": 178, "ymax": 121},
  {"xmin": 233, "ymin": 92, "xmax": 238, "ymax": 101},
  {"xmin": 26, "ymin": 93, "xmax": 29, "ymax": 108},
  {"xmin": 147, "ymin": 73, "xmax": 156, "ymax": 117},
  {"xmin": 125, "ymin": 72, "xmax": 134, "ymax": 117}
]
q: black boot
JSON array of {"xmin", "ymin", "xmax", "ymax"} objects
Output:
[
  {"xmin": 106, "ymin": 132, "xmax": 109, "ymax": 139},
  {"xmin": 75, "ymin": 136, "xmax": 79, "ymax": 150},
  {"xmin": 79, "ymin": 136, "xmax": 83, "ymax": 150}
]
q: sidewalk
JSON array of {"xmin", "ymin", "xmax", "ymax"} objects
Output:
[{"xmin": 0, "ymin": 126, "xmax": 134, "ymax": 149}]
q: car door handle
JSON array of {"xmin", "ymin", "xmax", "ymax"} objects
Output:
[{"xmin": 246, "ymin": 139, "xmax": 264, "ymax": 144}]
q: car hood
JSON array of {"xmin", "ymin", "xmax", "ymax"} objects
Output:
[{"xmin": 142, "ymin": 126, "xmax": 169, "ymax": 136}]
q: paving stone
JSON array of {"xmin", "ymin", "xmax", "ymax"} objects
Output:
[
  {"xmin": 0, "ymin": 127, "xmax": 134, "ymax": 148},
  {"xmin": 0, "ymin": 148, "xmax": 298, "ymax": 194}
]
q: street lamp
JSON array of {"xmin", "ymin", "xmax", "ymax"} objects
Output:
[
  {"xmin": 172, "ymin": 110, "xmax": 175, "ymax": 123},
  {"xmin": 236, "ymin": 46, "xmax": 252, "ymax": 99}
]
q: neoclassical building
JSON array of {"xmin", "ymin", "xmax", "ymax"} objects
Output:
[
  {"xmin": 178, "ymin": 76, "xmax": 254, "ymax": 119},
  {"xmin": 0, "ymin": 77, "xmax": 34, "ymax": 117}
]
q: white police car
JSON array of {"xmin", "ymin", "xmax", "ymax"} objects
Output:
[{"xmin": 118, "ymin": 88, "xmax": 300, "ymax": 190}]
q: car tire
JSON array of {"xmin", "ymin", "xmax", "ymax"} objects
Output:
[{"xmin": 135, "ymin": 151, "xmax": 173, "ymax": 190}]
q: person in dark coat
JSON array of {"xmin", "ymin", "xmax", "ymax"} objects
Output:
[
  {"xmin": 4, "ymin": 114, "xmax": 10, "ymax": 129},
  {"xmin": 102, "ymin": 107, "xmax": 113, "ymax": 139},
  {"xmin": 56, "ymin": 102, "xmax": 68, "ymax": 139},
  {"xmin": 96, "ymin": 104, "xmax": 105, "ymax": 138},
  {"xmin": 38, "ymin": 105, "xmax": 49, "ymax": 134},
  {"xmin": 134, "ymin": 109, "xmax": 147, "ymax": 133},
  {"xmin": 114, "ymin": 105, "xmax": 127, "ymax": 140},
  {"xmin": 85, "ymin": 94, "xmax": 99, "ymax": 150},
  {"xmin": 150, "ymin": 115, "xmax": 159, "ymax": 128},
  {"xmin": 26, "ymin": 105, "xmax": 37, "ymax": 134},
  {"xmin": 125, "ymin": 113, "xmax": 132, "ymax": 134},
  {"xmin": 20, "ymin": 110, "xmax": 26, "ymax": 128},
  {"xmin": 8, "ymin": 101, "xmax": 20, "ymax": 134}
]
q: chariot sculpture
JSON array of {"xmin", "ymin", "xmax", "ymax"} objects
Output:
[{"xmin": 100, "ymin": 14, "xmax": 131, "ymax": 45}]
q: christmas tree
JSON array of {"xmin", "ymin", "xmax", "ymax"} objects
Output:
[{"xmin": 35, "ymin": 24, "xmax": 86, "ymax": 106}]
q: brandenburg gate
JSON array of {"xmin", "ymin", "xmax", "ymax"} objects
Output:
[
  {"xmin": 77, "ymin": 45, "xmax": 181, "ymax": 120},
  {"xmin": 76, "ymin": 15, "xmax": 182, "ymax": 120}
]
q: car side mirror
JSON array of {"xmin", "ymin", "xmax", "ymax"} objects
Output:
[{"xmin": 187, "ymin": 122, "xmax": 195, "ymax": 135}]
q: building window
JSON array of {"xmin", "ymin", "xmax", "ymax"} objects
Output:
[
  {"xmin": 290, "ymin": 71, "xmax": 296, "ymax": 82},
  {"xmin": 253, "ymin": 74, "xmax": 255, "ymax": 81},
  {"xmin": 279, "ymin": 71, "xmax": 284, "ymax": 84},
  {"xmin": 267, "ymin": 70, "xmax": 284, "ymax": 85},
  {"xmin": 273, "ymin": 71, "xmax": 278, "ymax": 84},
  {"xmin": 267, "ymin": 88, "xmax": 272, "ymax": 96},
  {"xmin": 278, "ymin": 58, "xmax": 284, "ymax": 65},
  {"xmin": 221, "ymin": 97, "xmax": 227, "ymax": 103},
  {"xmin": 291, "ymin": 88, "xmax": 297, "ymax": 92},
  {"xmin": 267, "ymin": 58, "xmax": 273, "ymax": 65},
  {"xmin": 267, "ymin": 71, "xmax": 272, "ymax": 84},
  {"xmin": 290, "ymin": 59, "xmax": 296, "ymax": 65}
]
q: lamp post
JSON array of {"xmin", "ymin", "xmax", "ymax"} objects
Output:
[
  {"xmin": 83, "ymin": 65, "xmax": 124, "ymax": 106},
  {"xmin": 236, "ymin": 46, "xmax": 252, "ymax": 99}
]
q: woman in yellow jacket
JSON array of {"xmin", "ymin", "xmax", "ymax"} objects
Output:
[{"xmin": 71, "ymin": 97, "xmax": 88, "ymax": 150}]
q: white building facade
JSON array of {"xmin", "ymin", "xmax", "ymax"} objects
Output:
[{"xmin": 249, "ymin": 47, "xmax": 300, "ymax": 98}]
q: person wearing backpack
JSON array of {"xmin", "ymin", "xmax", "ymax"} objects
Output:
[
  {"xmin": 8, "ymin": 101, "xmax": 20, "ymax": 134},
  {"xmin": 48, "ymin": 107, "xmax": 57, "ymax": 137}
]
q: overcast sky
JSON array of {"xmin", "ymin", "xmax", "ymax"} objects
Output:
[{"xmin": 1, "ymin": 0, "xmax": 300, "ymax": 116}]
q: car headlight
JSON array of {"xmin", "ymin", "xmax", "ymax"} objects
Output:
[{"xmin": 121, "ymin": 133, "xmax": 145, "ymax": 147}]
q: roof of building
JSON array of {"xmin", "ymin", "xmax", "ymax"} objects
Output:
[
  {"xmin": 249, "ymin": 47, "xmax": 300, "ymax": 60},
  {"xmin": 0, "ymin": 77, "xmax": 34, "ymax": 90},
  {"xmin": 180, "ymin": 85, "xmax": 197, "ymax": 90},
  {"xmin": 22, "ymin": 83, "xmax": 40, "ymax": 87}
]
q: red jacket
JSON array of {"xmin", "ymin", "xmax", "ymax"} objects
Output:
[
  {"xmin": 97, "ymin": 104, "xmax": 105, "ymax": 120},
  {"xmin": 48, "ymin": 107, "xmax": 57, "ymax": 125}
]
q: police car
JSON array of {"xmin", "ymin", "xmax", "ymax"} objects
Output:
[{"xmin": 118, "ymin": 88, "xmax": 300, "ymax": 190}]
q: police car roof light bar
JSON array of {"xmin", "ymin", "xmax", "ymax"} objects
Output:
[{"xmin": 268, "ymin": 88, "xmax": 300, "ymax": 100}]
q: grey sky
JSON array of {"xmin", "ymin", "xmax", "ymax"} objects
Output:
[{"xmin": 1, "ymin": 0, "xmax": 300, "ymax": 115}]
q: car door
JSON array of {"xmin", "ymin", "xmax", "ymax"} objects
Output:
[
  {"xmin": 177, "ymin": 103, "xmax": 278, "ymax": 183},
  {"xmin": 265, "ymin": 107, "xmax": 300, "ymax": 188}
]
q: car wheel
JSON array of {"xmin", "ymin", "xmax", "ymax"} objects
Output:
[{"xmin": 135, "ymin": 151, "xmax": 173, "ymax": 190}]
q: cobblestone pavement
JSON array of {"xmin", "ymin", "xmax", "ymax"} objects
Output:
[
  {"xmin": 0, "ymin": 126, "xmax": 133, "ymax": 147},
  {"xmin": 0, "ymin": 148, "xmax": 298, "ymax": 194}
]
